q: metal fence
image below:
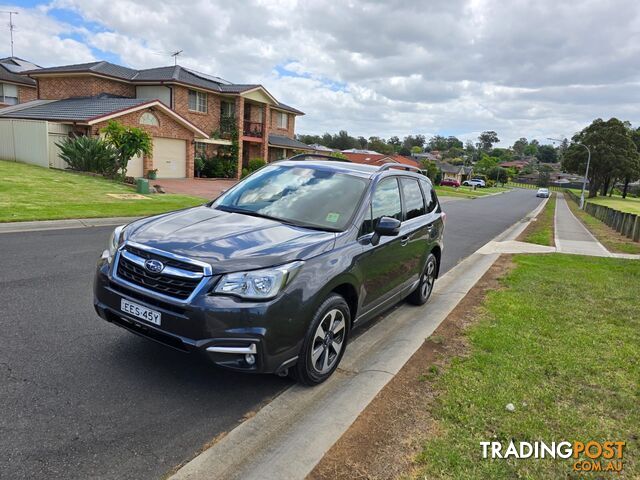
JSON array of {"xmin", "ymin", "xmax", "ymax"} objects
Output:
[
  {"xmin": 566, "ymin": 190, "xmax": 640, "ymax": 242},
  {"xmin": 0, "ymin": 119, "xmax": 72, "ymax": 169}
]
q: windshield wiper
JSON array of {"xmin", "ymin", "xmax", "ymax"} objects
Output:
[{"xmin": 215, "ymin": 205, "xmax": 340, "ymax": 232}]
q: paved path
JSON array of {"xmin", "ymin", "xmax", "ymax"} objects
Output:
[
  {"xmin": 554, "ymin": 194, "xmax": 610, "ymax": 256},
  {"xmin": 0, "ymin": 189, "xmax": 542, "ymax": 480}
]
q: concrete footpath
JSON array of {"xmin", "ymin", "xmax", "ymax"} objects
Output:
[
  {"xmin": 554, "ymin": 194, "xmax": 610, "ymax": 257},
  {"xmin": 169, "ymin": 199, "xmax": 549, "ymax": 480}
]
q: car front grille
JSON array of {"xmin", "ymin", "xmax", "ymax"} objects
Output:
[{"xmin": 115, "ymin": 245, "xmax": 207, "ymax": 301}]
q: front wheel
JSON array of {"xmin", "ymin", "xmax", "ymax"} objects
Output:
[
  {"xmin": 408, "ymin": 253, "xmax": 437, "ymax": 305},
  {"xmin": 290, "ymin": 293, "xmax": 351, "ymax": 386}
]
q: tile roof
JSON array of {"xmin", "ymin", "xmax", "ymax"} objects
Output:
[
  {"xmin": 268, "ymin": 134, "xmax": 314, "ymax": 150},
  {"xmin": 25, "ymin": 61, "xmax": 303, "ymax": 114},
  {"xmin": 0, "ymin": 57, "xmax": 38, "ymax": 86},
  {"xmin": 0, "ymin": 95, "xmax": 150, "ymax": 121}
]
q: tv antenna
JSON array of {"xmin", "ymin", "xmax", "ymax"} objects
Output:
[
  {"xmin": 1, "ymin": 10, "xmax": 18, "ymax": 57},
  {"xmin": 170, "ymin": 50, "xmax": 183, "ymax": 65}
]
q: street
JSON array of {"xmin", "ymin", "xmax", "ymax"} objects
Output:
[{"xmin": 0, "ymin": 189, "xmax": 542, "ymax": 479}]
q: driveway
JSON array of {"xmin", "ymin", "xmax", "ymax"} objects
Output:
[
  {"xmin": 154, "ymin": 178, "xmax": 237, "ymax": 199},
  {"xmin": 0, "ymin": 189, "xmax": 542, "ymax": 479}
]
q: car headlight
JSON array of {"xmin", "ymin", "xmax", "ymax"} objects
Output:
[
  {"xmin": 106, "ymin": 225, "xmax": 126, "ymax": 262},
  {"xmin": 213, "ymin": 261, "xmax": 304, "ymax": 300}
]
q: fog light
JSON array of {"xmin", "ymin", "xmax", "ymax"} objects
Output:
[{"xmin": 245, "ymin": 354, "xmax": 256, "ymax": 365}]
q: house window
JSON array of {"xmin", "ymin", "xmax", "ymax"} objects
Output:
[
  {"xmin": 139, "ymin": 112, "xmax": 159, "ymax": 126},
  {"xmin": 0, "ymin": 83, "xmax": 18, "ymax": 105},
  {"xmin": 220, "ymin": 101, "xmax": 235, "ymax": 118},
  {"xmin": 275, "ymin": 111, "xmax": 288, "ymax": 129},
  {"xmin": 188, "ymin": 90, "xmax": 207, "ymax": 113}
]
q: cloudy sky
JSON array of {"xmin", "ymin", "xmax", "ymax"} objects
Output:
[{"xmin": 1, "ymin": 0, "xmax": 639, "ymax": 145}]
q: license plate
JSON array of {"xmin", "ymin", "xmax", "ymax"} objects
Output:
[{"xmin": 120, "ymin": 298, "xmax": 161, "ymax": 326}]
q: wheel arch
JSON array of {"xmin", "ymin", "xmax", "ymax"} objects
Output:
[{"xmin": 430, "ymin": 245, "xmax": 442, "ymax": 278}]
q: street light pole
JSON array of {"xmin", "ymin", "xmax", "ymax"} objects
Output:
[{"xmin": 547, "ymin": 137, "xmax": 591, "ymax": 209}]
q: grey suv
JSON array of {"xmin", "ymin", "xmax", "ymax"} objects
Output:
[{"xmin": 93, "ymin": 156, "xmax": 445, "ymax": 385}]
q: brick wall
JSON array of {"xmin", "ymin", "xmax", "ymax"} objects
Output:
[
  {"xmin": 91, "ymin": 106, "xmax": 196, "ymax": 178},
  {"xmin": 269, "ymin": 109, "xmax": 295, "ymax": 138},
  {"xmin": 18, "ymin": 85, "xmax": 37, "ymax": 103},
  {"xmin": 37, "ymin": 75, "xmax": 135, "ymax": 99},
  {"xmin": 172, "ymin": 85, "xmax": 221, "ymax": 136}
]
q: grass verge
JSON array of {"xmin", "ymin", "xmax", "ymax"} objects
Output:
[
  {"xmin": 565, "ymin": 193, "xmax": 640, "ymax": 254},
  {"xmin": 416, "ymin": 254, "xmax": 639, "ymax": 479},
  {"xmin": 435, "ymin": 185, "xmax": 510, "ymax": 199},
  {"xmin": 0, "ymin": 160, "xmax": 204, "ymax": 222},
  {"xmin": 518, "ymin": 194, "xmax": 556, "ymax": 246}
]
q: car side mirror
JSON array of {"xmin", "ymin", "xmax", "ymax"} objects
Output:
[{"xmin": 371, "ymin": 216, "xmax": 401, "ymax": 245}]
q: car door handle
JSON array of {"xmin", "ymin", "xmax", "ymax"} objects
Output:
[{"xmin": 400, "ymin": 235, "xmax": 409, "ymax": 246}]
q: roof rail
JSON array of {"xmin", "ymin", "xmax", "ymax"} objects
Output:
[
  {"xmin": 287, "ymin": 153, "xmax": 350, "ymax": 162},
  {"xmin": 378, "ymin": 163, "xmax": 423, "ymax": 173}
]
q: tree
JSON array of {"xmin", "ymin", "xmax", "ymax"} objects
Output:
[
  {"xmin": 536, "ymin": 144, "xmax": 558, "ymax": 163},
  {"xmin": 487, "ymin": 166, "xmax": 509, "ymax": 184},
  {"xmin": 523, "ymin": 143, "xmax": 538, "ymax": 156},
  {"xmin": 330, "ymin": 130, "xmax": 357, "ymax": 150},
  {"xmin": 428, "ymin": 135, "xmax": 448, "ymax": 151},
  {"xmin": 562, "ymin": 118, "xmax": 639, "ymax": 198},
  {"xmin": 474, "ymin": 153, "xmax": 499, "ymax": 174},
  {"xmin": 420, "ymin": 159, "xmax": 440, "ymax": 183},
  {"xmin": 464, "ymin": 140, "xmax": 478, "ymax": 164},
  {"xmin": 329, "ymin": 151, "xmax": 348, "ymax": 161},
  {"xmin": 357, "ymin": 136, "xmax": 368, "ymax": 149},
  {"xmin": 388, "ymin": 136, "xmax": 401, "ymax": 148},
  {"xmin": 101, "ymin": 120, "xmax": 153, "ymax": 176},
  {"xmin": 410, "ymin": 145, "xmax": 422, "ymax": 154},
  {"xmin": 512, "ymin": 137, "xmax": 528, "ymax": 156},
  {"xmin": 368, "ymin": 136, "xmax": 394, "ymax": 155},
  {"xmin": 477, "ymin": 131, "xmax": 500, "ymax": 152}
]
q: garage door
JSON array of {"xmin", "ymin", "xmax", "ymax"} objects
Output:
[
  {"xmin": 153, "ymin": 138, "xmax": 186, "ymax": 178},
  {"xmin": 126, "ymin": 153, "xmax": 143, "ymax": 178}
]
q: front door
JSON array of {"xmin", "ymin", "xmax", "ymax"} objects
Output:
[{"xmin": 358, "ymin": 177, "xmax": 407, "ymax": 311}]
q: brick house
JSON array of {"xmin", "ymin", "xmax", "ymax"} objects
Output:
[
  {"xmin": 0, "ymin": 60, "xmax": 309, "ymax": 178},
  {"xmin": 342, "ymin": 152, "xmax": 422, "ymax": 168},
  {"xmin": 0, "ymin": 57, "xmax": 38, "ymax": 108}
]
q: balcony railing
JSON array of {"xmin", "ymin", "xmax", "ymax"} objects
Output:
[{"xmin": 243, "ymin": 121, "xmax": 263, "ymax": 138}]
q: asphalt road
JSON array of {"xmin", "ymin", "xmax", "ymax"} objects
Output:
[{"xmin": 0, "ymin": 188, "xmax": 542, "ymax": 479}]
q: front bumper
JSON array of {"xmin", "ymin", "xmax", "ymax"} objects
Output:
[{"xmin": 93, "ymin": 258, "xmax": 305, "ymax": 374}]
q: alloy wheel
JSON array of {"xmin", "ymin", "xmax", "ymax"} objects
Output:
[{"xmin": 310, "ymin": 309, "xmax": 346, "ymax": 374}]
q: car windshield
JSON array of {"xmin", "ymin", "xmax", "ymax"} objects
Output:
[{"xmin": 211, "ymin": 165, "xmax": 369, "ymax": 231}]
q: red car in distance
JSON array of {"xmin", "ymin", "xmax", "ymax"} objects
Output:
[{"xmin": 440, "ymin": 178, "xmax": 460, "ymax": 188}]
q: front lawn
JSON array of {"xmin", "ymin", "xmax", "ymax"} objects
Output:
[
  {"xmin": 587, "ymin": 195, "xmax": 640, "ymax": 215},
  {"xmin": 436, "ymin": 185, "xmax": 510, "ymax": 199},
  {"xmin": 0, "ymin": 160, "xmax": 204, "ymax": 222},
  {"xmin": 416, "ymin": 254, "xmax": 639, "ymax": 479}
]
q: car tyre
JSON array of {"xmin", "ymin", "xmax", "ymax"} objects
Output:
[
  {"xmin": 290, "ymin": 293, "xmax": 351, "ymax": 386},
  {"xmin": 408, "ymin": 253, "xmax": 437, "ymax": 305}
]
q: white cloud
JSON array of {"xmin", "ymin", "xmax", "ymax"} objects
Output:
[{"xmin": 3, "ymin": 0, "xmax": 640, "ymax": 144}]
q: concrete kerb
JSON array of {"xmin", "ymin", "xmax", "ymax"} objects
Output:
[
  {"xmin": 0, "ymin": 217, "xmax": 141, "ymax": 234},
  {"xmin": 169, "ymin": 198, "xmax": 548, "ymax": 480}
]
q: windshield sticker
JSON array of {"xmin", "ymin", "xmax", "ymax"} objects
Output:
[{"xmin": 325, "ymin": 212, "xmax": 340, "ymax": 223}]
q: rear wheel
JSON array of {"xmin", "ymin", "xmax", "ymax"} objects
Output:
[
  {"xmin": 290, "ymin": 293, "xmax": 350, "ymax": 386},
  {"xmin": 408, "ymin": 253, "xmax": 437, "ymax": 305}
]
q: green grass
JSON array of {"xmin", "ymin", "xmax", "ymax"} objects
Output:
[
  {"xmin": 507, "ymin": 182, "xmax": 562, "ymax": 192},
  {"xmin": 0, "ymin": 160, "xmax": 204, "ymax": 222},
  {"xmin": 587, "ymin": 196, "xmax": 640, "ymax": 215},
  {"xmin": 521, "ymin": 194, "xmax": 556, "ymax": 246},
  {"xmin": 565, "ymin": 194, "xmax": 640, "ymax": 255},
  {"xmin": 415, "ymin": 254, "xmax": 639, "ymax": 479},
  {"xmin": 435, "ymin": 185, "xmax": 511, "ymax": 199}
]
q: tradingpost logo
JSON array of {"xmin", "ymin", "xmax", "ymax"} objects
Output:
[{"xmin": 480, "ymin": 440, "xmax": 626, "ymax": 473}]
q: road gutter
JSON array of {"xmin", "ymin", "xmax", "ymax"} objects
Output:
[{"xmin": 169, "ymin": 199, "xmax": 549, "ymax": 480}]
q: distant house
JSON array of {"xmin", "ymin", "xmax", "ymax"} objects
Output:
[
  {"xmin": 341, "ymin": 148, "xmax": 380, "ymax": 155},
  {"xmin": 342, "ymin": 152, "xmax": 421, "ymax": 168},
  {"xmin": 307, "ymin": 143, "xmax": 335, "ymax": 152},
  {"xmin": 0, "ymin": 57, "xmax": 39, "ymax": 108},
  {"xmin": 499, "ymin": 160, "xmax": 530, "ymax": 170},
  {"xmin": 411, "ymin": 152, "xmax": 439, "ymax": 162},
  {"xmin": 434, "ymin": 160, "xmax": 473, "ymax": 183}
]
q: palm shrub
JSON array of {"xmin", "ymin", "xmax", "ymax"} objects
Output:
[{"xmin": 56, "ymin": 135, "xmax": 118, "ymax": 175}]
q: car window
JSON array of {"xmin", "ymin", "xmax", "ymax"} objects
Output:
[
  {"xmin": 361, "ymin": 177, "xmax": 402, "ymax": 235},
  {"xmin": 212, "ymin": 165, "xmax": 368, "ymax": 231},
  {"xmin": 400, "ymin": 177, "xmax": 425, "ymax": 220},
  {"xmin": 419, "ymin": 178, "xmax": 436, "ymax": 212}
]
